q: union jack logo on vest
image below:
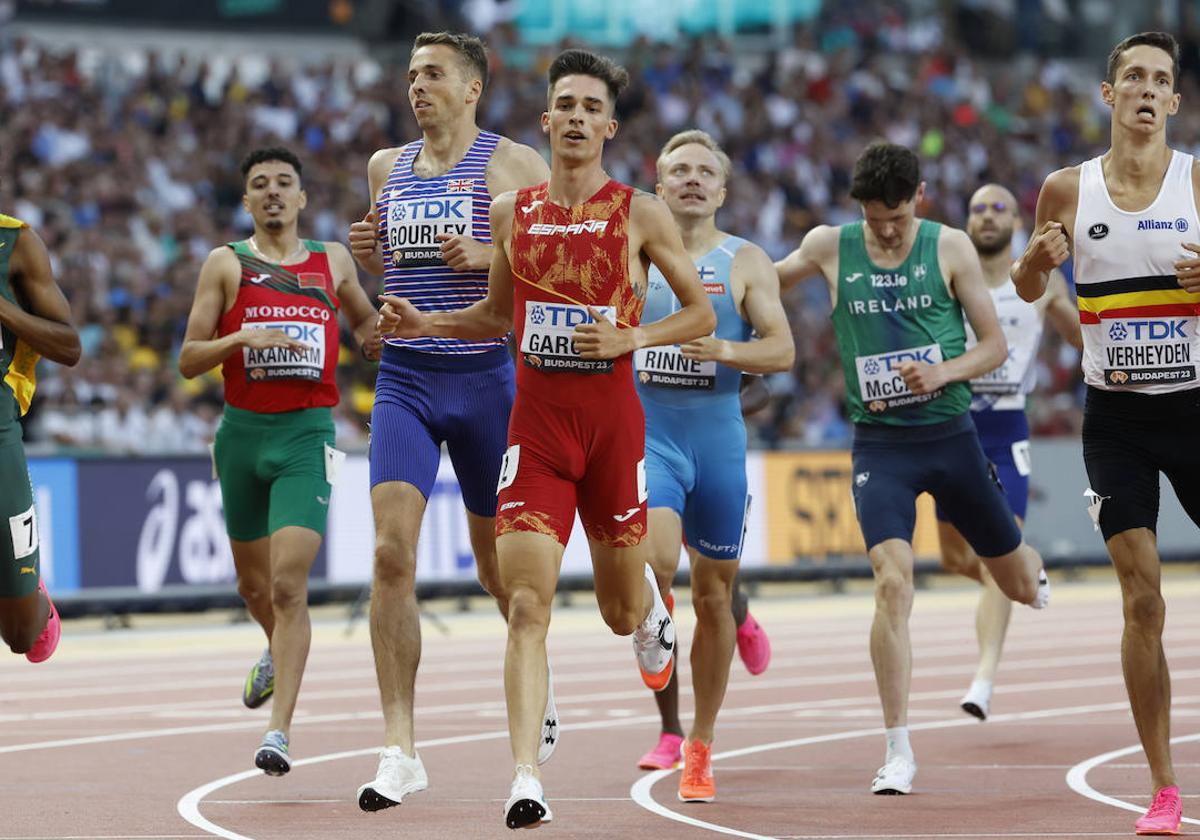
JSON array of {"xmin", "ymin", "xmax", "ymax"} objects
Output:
[{"xmin": 446, "ymin": 179, "xmax": 475, "ymax": 193}]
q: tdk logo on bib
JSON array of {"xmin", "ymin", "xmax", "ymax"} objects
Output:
[
  {"xmin": 1108, "ymin": 320, "xmax": 1187, "ymax": 341},
  {"xmin": 386, "ymin": 191, "xmax": 473, "ymax": 267},
  {"xmin": 521, "ymin": 301, "xmax": 617, "ymax": 374},
  {"xmin": 855, "ymin": 343, "xmax": 945, "ymax": 413}
]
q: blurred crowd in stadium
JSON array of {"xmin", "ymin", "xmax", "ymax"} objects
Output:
[{"xmin": 7, "ymin": 5, "xmax": 1199, "ymax": 454}]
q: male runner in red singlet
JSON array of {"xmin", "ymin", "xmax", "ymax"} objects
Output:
[
  {"xmin": 180, "ymin": 147, "xmax": 379, "ymax": 776},
  {"xmin": 378, "ymin": 48, "xmax": 716, "ymax": 830}
]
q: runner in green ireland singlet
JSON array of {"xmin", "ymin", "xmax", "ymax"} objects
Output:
[
  {"xmin": 775, "ymin": 143, "xmax": 1048, "ymax": 798},
  {"xmin": 832, "ymin": 219, "xmax": 970, "ymax": 424},
  {"xmin": 0, "ymin": 213, "xmax": 80, "ymax": 664}
]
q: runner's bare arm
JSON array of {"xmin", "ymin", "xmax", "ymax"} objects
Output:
[
  {"xmin": 1043, "ymin": 269, "xmax": 1083, "ymax": 350},
  {"xmin": 329, "ymin": 242, "xmax": 381, "ymax": 360},
  {"xmin": 1012, "ymin": 167, "xmax": 1076, "ymax": 302},
  {"xmin": 774, "ymin": 226, "xmax": 838, "ymax": 294},
  {"xmin": 179, "ymin": 247, "xmax": 306, "ymax": 378},
  {"xmin": 1, "ymin": 226, "xmax": 80, "ymax": 366},
  {"xmin": 378, "ymin": 192, "xmax": 515, "ymax": 340},
  {"xmin": 922, "ymin": 228, "xmax": 1007, "ymax": 388},
  {"xmin": 623, "ymin": 194, "xmax": 715, "ymax": 352},
  {"xmin": 680, "ymin": 242, "xmax": 794, "ymax": 373},
  {"xmin": 349, "ymin": 148, "xmax": 400, "ymax": 277}
]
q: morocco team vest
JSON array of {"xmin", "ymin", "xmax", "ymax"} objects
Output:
[{"xmin": 217, "ymin": 240, "xmax": 340, "ymax": 413}]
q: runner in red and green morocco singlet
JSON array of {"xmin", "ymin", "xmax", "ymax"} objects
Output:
[
  {"xmin": 0, "ymin": 215, "xmax": 80, "ymax": 665},
  {"xmin": 180, "ymin": 147, "xmax": 379, "ymax": 778},
  {"xmin": 378, "ymin": 49, "xmax": 715, "ymax": 830}
]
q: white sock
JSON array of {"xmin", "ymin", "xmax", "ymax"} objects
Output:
[
  {"xmin": 885, "ymin": 726, "xmax": 913, "ymax": 762},
  {"xmin": 643, "ymin": 564, "xmax": 665, "ymax": 621},
  {"xmin": 967, "ymin": 678, "xmax": 993, "ymax": 700}
]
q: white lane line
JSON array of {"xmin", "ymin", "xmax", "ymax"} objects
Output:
[
  {"xmin": 204, "ymin": 800, "xmax": 344, "ymax": 805},
  {"xmin": 1065, "ymin": 732, "xmax": 1200, "ymax": 825},
  {"xmin": 0, "ymin": 647, "xmax": 1174, "ymax": 728},
  {"xmin": 773, "ymin": 833, "xmax": 1132, "ymax": 838},
  {"xmin": 630, "ymin": 699, "xmax": 1140, "ymax": 840},
  {"xmin": 176, "ymin": 712, "xmax": 670, "ymax": 840}
]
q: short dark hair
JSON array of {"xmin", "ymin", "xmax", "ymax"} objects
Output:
[
  {"xmin": 1106, "ymin": 31, "xmax": 1180, "ymax": 90},
  {"xmin": 849, "ymin": 143, "xmax": 920, "ymax": 208},
  {"xmin": 240, "ymin": 147, "xmax": 303, "ymax": 183},
  {"xmin": 547, "ymin": 49, "xmax": 629, "ymax": 108},
  {"xmin": 413, "ymin": 31, "xmax": 489, "ymax": 90}
]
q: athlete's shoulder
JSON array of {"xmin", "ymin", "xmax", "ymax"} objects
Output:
[
  {"xmin": 1042, "ymin": 165, "xmax": 1082, "ymax": 197},
  {"xmin": 801, "ymin": 224, "xmax": 841, "ymax": 250},
  {"xmin": 318, "ymin": 240, "xmax": 352, "ymax": 261},
  {"xmin": 203, "ymin": 243, "xmax": 242, "ymax": 269},
  {"xmin": 728, "ymin": 236, "xmax": 771, "ymax": 266},
  {"xmin": 488, "ymin": 138, "xmax": 549, "ymax": 193},
  {"xmin": 367, "ymin": 146, "xmax": 406, "ymax": 177}
]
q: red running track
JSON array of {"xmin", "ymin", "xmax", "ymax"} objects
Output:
[{"xmin": 1, "ymin": 576, "xmax": 1198, "ymax": 839}]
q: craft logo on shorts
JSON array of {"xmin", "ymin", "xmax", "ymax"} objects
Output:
[{"xmin": 1087, "ymin": 222, "xmax": 1109, "ymax": 240}]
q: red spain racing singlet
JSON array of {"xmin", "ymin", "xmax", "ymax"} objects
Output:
[
  {"xmin": 509, "ymin": 179, "xmax": 643, "ymax": 402},
  {"xmin": 218, "ymin": 239, "xmax": 340, "ymax": 413}
]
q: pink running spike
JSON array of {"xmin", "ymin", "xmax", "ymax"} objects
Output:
[
  {"xmin": 25, "ymin": 579, "xmax": 60, "ymax": 664},
  {"xmin": 638, "ymin": 732, "xmax": 683, "ymax": 770},
  {"xmin": 1135, "ymin": 785, "xmax": 1182, "ymax": 835},
  {"xmin": 736, "ymin": 612, "xmax": 771, "ymax": 676}
]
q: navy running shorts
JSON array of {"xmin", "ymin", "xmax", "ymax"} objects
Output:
[{"xmin": 851, "ymin": 413, "xmax": 1022, "ymax": 558}]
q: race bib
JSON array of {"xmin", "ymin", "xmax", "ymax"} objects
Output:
[
  {"xmin": 1099, "ymin": 317, "xmax": 1197, "ymax": 387},
  {"xmin": 384, "ymin": 187, "xmax": 475, "ymax": 268},
  {"xmin": 520, "ymin": 301, "xmax": 616, "ymax": 374},
  {"xmin": 634, "ymin": 345, "xmax": 716, "ymax": 390},
  {"xmin": 856, "ymin": 343, "xmax": 944, "ymax": 414},
  {"xmin": 242, "ymin": 320, "xmax": 325, "ymax": 382},
  {"xmin": 8, "ymin": 502, "xmax": 37, "ymax": 561}
]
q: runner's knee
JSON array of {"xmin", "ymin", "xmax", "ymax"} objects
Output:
[
  {"xmin": 1123, "ymin": 589, "xmax": 1166, "ymax": 632},
  {"xmin": 598, "ymin": 597, "xmax": 641, "ymax": 636},
  {"xmin": 507, "ymin": 586, "xmax": 550, "ymax": 639},
  {"xmin": 373, "ymin": 537, "xmax": 416, "ymax": 590},
  {"xmin": 270, "ymin": 573, "xmax": 308, "ymax": 613}
]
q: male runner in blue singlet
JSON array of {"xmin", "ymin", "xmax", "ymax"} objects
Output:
[
  {"xmin": 347, "ymin": 31, "xmax": 550, "ymax": 810},
  {"xmin": 634, "ymin": 130, "xmax": 794, "ymax": 802}
]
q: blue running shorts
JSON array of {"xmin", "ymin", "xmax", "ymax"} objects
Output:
[
  {"xmin": 370, "ymin": 345, "xmax": 515, "ymax": 517},
  {"xmin": 643, "ymin": 399, "xmax": 748, "ymax": 560}
]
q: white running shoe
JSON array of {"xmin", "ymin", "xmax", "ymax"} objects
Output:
[
  {"xmin": 504, "ymin": 764, "xmax": 553, "ymax": 829},
  {"xmin": 357, "ymin": 746, "xmax": 429, "ymax": 812},
  {"xmin": 1031, "ymin": 569, "xmax": 1050, "ymax": 610},
  {"xmin": 960, "ymin": 679, "xmax": 993, "ymax": 721},
  {"xmin": 633, "ymin": 565, "xmax": 675, "ymax": 691},
  {"xmin": 538, "ymin": 662, "xmax": 559, "ymax": 765},
  {"xmin": 871, "ymin": 754, "xmax": 916, "ymax": 795}
]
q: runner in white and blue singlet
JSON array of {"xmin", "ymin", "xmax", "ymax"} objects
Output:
[
  {"xmin": 934, "ymin": 184, "xmax": 1081, "ymax": 722},
  {"xmin": 347, "ymin": 31, "xmax": 549, "ymax": 812},
  {"xmin": 633, "ymin": 131, "xmax": 794, "ymax": 802}
]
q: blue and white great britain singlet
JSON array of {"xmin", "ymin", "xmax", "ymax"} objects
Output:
[{"xmin": 377, "ymin": 130, "xmax": 504, "ymax": 354}]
